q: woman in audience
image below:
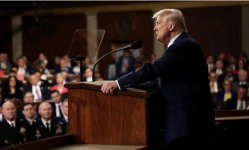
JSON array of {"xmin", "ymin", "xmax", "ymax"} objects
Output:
[
  {"xmin": 1, "ymin": 76, "xmax": 23, "ymax": 105},
  {"xmin": 50, "ymin": 73, "xmax": 68, "ymax": 95},
  {"xmin": 233, "ymin": 59, "xmax": 247, "ymax": 74},
  {"xmin": 216, "ymin": 78, "xmax": 237, "ymax": 103}
]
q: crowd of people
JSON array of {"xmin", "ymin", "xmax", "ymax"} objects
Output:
[
  {"xmin": 0, "ymin": 49, "xmax": 249, "ymax": 147},
  {"xmin": 208, "ymin": 51, "xmax": 249, "ymax": 110}
]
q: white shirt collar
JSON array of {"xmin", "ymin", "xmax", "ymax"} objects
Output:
[
  {"xmin": 63, "ymin": 112, "xmax": 68, "ymax": 122},
  {"xmin": 6, "ymin": 119, "xmax": 15, "ymax": 127},
  {"xmin": 41, "ymin": 118, "xmax": 51, "ymax": 129},
  {"xmin": 167, "ymin": 32, "xmax": 182, "ymax": 48},
  {"xmin": 26, "ymin": 117, "xmax": 35, "ymax": 122}
]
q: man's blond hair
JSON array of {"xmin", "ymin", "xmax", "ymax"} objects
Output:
[{"xmin": 152, "ymin": 9, "xmax": 188, "ymax": 32}]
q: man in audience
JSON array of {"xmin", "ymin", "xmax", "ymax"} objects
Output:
[
  {"xmin": 24, "ymin": 74, "xmax": 49, "ymax": 102},
  {"xmin": 228, "ymin": 56, "xmax": 237, "ymax": 71},
  {"xmin": 225, "ymin": 85, "xmax": 248, "ymax": 110},
  {"xmin": 51, "ymin": 70, "xmax": 72, "ymax": 86},
  {"xmin": 206, "ymin": 55, "xmax": 214, "ymax": 73},
  {"xmin": 212, "ymin": 60, "xmax": 224, "ymax": 76},
  {"xmin": 84, "ymin": 67, "xmax": 93, "ymax": 81},
  {"xmin": 22, "ymin": 103, "xmax": 37, "ymax": 124},
  {"xmin": 104, "ymin": 57, "xmax": 117, "ymax": 80},
  {"xmin": 218, "ymin": 52, "xmax": 228, "ymax": 70},
  {"xmin": 209, "ymin": 71, "xmax": 222, "ymax": 93},
  {"xmin": 0, "ymin": 102, "xmax": 30, "ymax": 147},
  {"xmin": 17, "ymin": 57, "xmax": 31, "ymax": 76},
  {"xmin": 116, "ymin": 50, "xmax": 135, "ymax": 78},
  {"xmin": 232, "ymin": 70, "xmax": 249, "ymax": 92},
  {"xmin": 50, "ymin": 90, "xmax": 63, "ymax": 118},
  {"xmin": 62, "ymin": 54, "xmax": 76, "ymax": 70},
  {"xmin": 53, "ymin": 99, "xmax": 68, "ymax": 133},
  {"xmin": 218, "ymin": 66, "xmax": 237, "ymax": 84},
  {"xmin": 32, "ymin": 102, "xmax": 65, "ymax": 140},
  {"xmin": 0, "ymin": 53, "xmax": 12, "ymax": 72},
  {"xmin": 34, "ymin": 70, "xmax": 49, "ymax": 87},
  {"xmin": 38, "ymin": 53, "xmax": 54, "ymax": 70},
  {"xmin": 16, "ymin": 92, "xmax": 36, "ymax": 119},
  {"xmin": 55, "ymin": 59, "xmax": 73, "ymax": 74}
]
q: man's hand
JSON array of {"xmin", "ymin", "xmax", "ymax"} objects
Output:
[{"xmin": 100, "ymin": 81, "xmax": 119, "ymax": 95}]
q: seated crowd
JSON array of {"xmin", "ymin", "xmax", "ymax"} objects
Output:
[
  {"xmin": 208, "ymin": 51, "xmax": 249, "ymax": 110},
  {"xmin": 0, "ymin": 51, "xmax": 157, "ymax": 147}
]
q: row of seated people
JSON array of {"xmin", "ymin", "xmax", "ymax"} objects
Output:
[{"xmin": 0, "ymin": 90, "xmax": 68, "ymax": 148}]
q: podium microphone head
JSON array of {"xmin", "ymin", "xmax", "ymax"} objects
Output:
[{"xmin": 131, "ymin": 40, "xmax": 142, "ymax": 50}]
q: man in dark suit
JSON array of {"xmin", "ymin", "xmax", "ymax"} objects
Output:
[
  {"xmin": 24, "ymin": 74, "xmax": 50, "ymax": 102},
  {"xmin": 225, "ymin": 85, "xmax": 248, "ymax": 110},
  {"xmin": 32, "ymin": 102, "xmax": 65, "ymax": 140},
  {"xmin": 0, "ymin": 102, "xmax": 31, "ymax": 147},
  {"xmin": 17, "ymin": 57, "xmax": 32, "ymax": 76},
  {"xmin": 55, "ymin": 59, "xmax": 74, "ymax": 74},
  {"xmin": 209, "ymin": 71, "xmax": 223, "ymax": 93},
  {"xmin": 0, "ymin": 52, "xmax": 12, "ymax": 72},
  {"xmin": 116, "ymin": 50, "xmax": 135, "ymax": 78},
  {"xmin": 34, "ymin": 70, "xmax": 49, "ymax": 87},
  {"xmin": 232, "ymin": 70, "xmax": 249, "ymax": 93},
  {"xmin": 50, "ymin": 90, "xmax": 64, "ymax": 118},
  {"xmin": 53, "ymin": 99, "xmax": 68, "ymax": 134},
  {"xmin": 38, "ymin": 53, "xmax": 54, "ymax": 70},
  {"xmin": 218, "ymin": 66, "xmax": 237, "ymax": 84},
  {"xmin": 100, "ymin": 9, "xmax": 215, "ymax": 149},
  {"xmin": 206, "ymin": 55, "xmax": 215, "ymax": 73},
  {"xmin": 212, "ymin": 60, "xmax": 224, "ymax": 76}
]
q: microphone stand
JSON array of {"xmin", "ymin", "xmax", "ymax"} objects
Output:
[
  {"xmin": 92, "ymin": 45, "xmax": 131, "ymax": 81},
  {"xmin": 75, "ymin": 56, "xmax": 86, "ymax": 82}
]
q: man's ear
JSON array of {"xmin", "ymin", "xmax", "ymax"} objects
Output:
[{"xmin": 169, "ymin": 23, "xmax": 176, "ymax": 31}]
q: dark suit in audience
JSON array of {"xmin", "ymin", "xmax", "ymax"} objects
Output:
[
  {"xmin": 24, "ymin": 85, "xmax": 50, "ymax": 101},
  {"xmin": 225, "ymin": 98, "xmax": 248, "ymax": 110},
  {"xmin": 55, "ymin": 67, "xmax": 73, "ymax": 74},
  {"xmin": 216, "ymin": 90, "xmax": 237, "ymax": 102},
  {"xmin": 51, "ymin": 103, "xmax": 64, "ymax": 119}
]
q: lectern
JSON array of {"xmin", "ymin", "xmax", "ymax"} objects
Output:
[{"xmin": 65, "ymin": 81, "xmax": 164, "ymax": 147}]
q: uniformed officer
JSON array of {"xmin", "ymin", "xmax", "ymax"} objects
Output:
[
  {"xmin": 0, "ymin": 101, "xmax": 31, "ymax": 147},
  {"xmin": 53, "ymin": 99, "xmax": 68, "ymax": 134},
  {"xmin": 32, "ymin": 102, "xmax": 65, "ymax": 141}
]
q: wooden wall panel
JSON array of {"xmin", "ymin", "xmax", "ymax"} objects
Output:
[
  {"xmin": 0, "ymin": 18, "xmax": 12, "ymax": 61},
  {"xmin": 181, "ymin": 6, "xmax": 241, "ymax": 59},
  {"xmin": 97, "ymin": 11, "xmax": 154, "ymax": 77},
  {"xmin": 22, "ymin": 14, "xmax": 86, "ymax": 62}
]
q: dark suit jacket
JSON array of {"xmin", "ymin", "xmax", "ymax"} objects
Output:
[
  {"xmin": 117, "ymin": 32, "xmax": 215, "ymax": 144},
  {"xmin": 225, "ymin": 98, "xmax": 248, "ymax": 110},
  {"xmin": 0, "ymin": 79, "xmax": 24, "ymax": 88},
  {"xmin": 218, "ymin": 74, "xmax": 238, "ymax": 84},
  {"xmin": 51, "ymin": 103, "xmax": 64, "ymax": 119},
  {"xmin": 38, "ymin": 60, "xmax": 54, "ymax": 70},
  {"xmin": 24, "ymin": 85, "xmax": 50, "ymax": 100},
  {"xmin": 0, "ymin": 61, "xmax": 12, "ymax": 72},
  {"xmin": 231, "ymin": 81, "xmax": 249, "ymax": 91},
  {"xmin": 216, "ymin": 90, "xmax": 237, "ymax": 102},
  {"xmin": 55, "ymin": 67, "xmax": 74, "ymax": 74},
  {"xmin": 116, "ymin": 56, "xmax": 135, "ymax": 78}
]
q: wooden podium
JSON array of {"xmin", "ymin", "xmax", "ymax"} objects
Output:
[{"xmin": 65, "ymin": 81, "xmax": 164, "ymax": 147}]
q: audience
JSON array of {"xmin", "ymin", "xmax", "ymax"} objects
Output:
[
  {"xmin": 21, "ymin": 103, "xmax": 37, "ymax": 123},
  {"xmin": 0, "ymin": 53, "xmax": 12, "ymax": 73},
  {"xmin": 207, "ymin": 55, "xmax": 215, "ymax": 73},
  {"xmin": 16, "ymin": 92, "xmax": 35, "ymax": 119},
  {"xmin": 24, "ymin": 74, "xmax": 49, "ymax": 102},
  {"xmin": 233, "ymin": 59, "xmax": 247, "ymax": 74},
  {"xmin": 53, "ymin": 99, "xmax": 68, "ymax": 133},
  {"xmin": 1, "ymin": 76, "xmax": 23, "ymax": 105},
  {"xmin": 116, "ymin": 50, "xmax": 135, "ymax": 78},
  {"xmin": 50, "ymin": 90, "xmax": 63, "ymax": 118},
  {"xmin": 212, "ymin": 60, "xmax": 224, "ymax": 76},
  {"xmin": 209, "ymin": 72, "xmax": 222, "ymax": 93},
  {"xmin": 104, "ymin": 57, "xmax": 116, "ymax": 80},
  {"xmin": 231, "ymin": 69, "xmax": 249, "ymax": 92},
  {"xmin": 218, "ymin": 66, "xmax": 237, "ymax": 84},
  {"xmin": 83, "ymin": 68, "xmax": 93, "ymax": 82},
  {"xmin": 216, "ymin": 78, "xmax": 237, "ymax": 102},
  {"xmin": 38, "ymin": 53, "xmax": 54, "ymax": 70},
  {"xmin": 225, "ymin": 85, "xmax": 248, "ymax": 110},
  {"xmin": 55, "ymin": 59, "xmax": 73, "ymax": 74}
]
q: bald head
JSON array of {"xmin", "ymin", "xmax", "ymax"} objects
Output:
[
  {"xmin": 38, "ymin": 102, "xmax": 52, "ymax": 121},
  {"xmin": 2, "ymin": 101, "xmax": 16, "ymax": 121}
]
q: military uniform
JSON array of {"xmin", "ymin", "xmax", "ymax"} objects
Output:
[
  {"xmin": 53, "ymin": 116, "xmax": 68, "ymax": 134},
  {"xmin": 0, "ymin": 119, "xmax": 32, "ymax": 147},
  {"xmin": 32, "ymin": 118, "xmax": 65, "ymax": 141}
]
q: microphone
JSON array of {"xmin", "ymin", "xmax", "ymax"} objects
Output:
[{"xmin": 92, "ymin": 40, "xmax": 142, "ymax": 81}]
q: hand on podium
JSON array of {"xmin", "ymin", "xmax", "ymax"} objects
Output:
[{"xmin": 100, "ymin": 81, "xmax": 119, "ymax": 95}]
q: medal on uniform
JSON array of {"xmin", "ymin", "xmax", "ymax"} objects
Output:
[
  {"xmin": 35, "ymin": 130, "xmax": 41, "ymax": 139},
  {"xmin": 4, "ymin": 140, "xmax": 8, "ymax": 144},
  {"xmin": 55, "ymin": 125, "xmax": 62, "ymax": 134},
  {"xmin": 20, "ymin": 127, "xmax": 26, "ymax": 133},
  {"xmin": 59, "ymin": 122, "xmax": 63, "ymax": 125}
]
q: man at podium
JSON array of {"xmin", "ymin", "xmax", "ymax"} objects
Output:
[{"xmin": 101, "ymin": 9, "xmax": 215, "ymax": 149}]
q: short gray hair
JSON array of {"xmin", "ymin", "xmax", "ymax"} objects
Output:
[
  {"xmin": 152, "ymin": 9, "xmax": 188, "ymax": 32},
  {"xmin": 238, "ymin": 69, "xmax": 247, "ymax": 76}
]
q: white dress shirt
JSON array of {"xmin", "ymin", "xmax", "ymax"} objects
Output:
[
  {"xmin": 55, "ymin": 102, "xmax": 62, "ymax": 117},
  {"xmin": 63, "ymin": 112, "xmax": 68, "ymax": 123},
  {"xmin": 216, "ymin": 69, "xmax": 223, "ymax": 75},
  {"xmin": 210, "ymin": 81, "xmax": 218, "ymax": 93},
  {"xmin": 6, "ymin": 120, "xmax": 16, "ymax": 127},
  {"xmin": 116, "ymin": 32, "xmax": 182, "ymax": 89},
  {"xmin": 32, "ymin": 85, "xmax": 42, "ymax": 102},
  {"xmin": 236, "ymin": 99, "xmax": 246, "ymax": 110},
  {"xmin": 41, "ymin": 118, "xmax": 51, "ymax": 130}
]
